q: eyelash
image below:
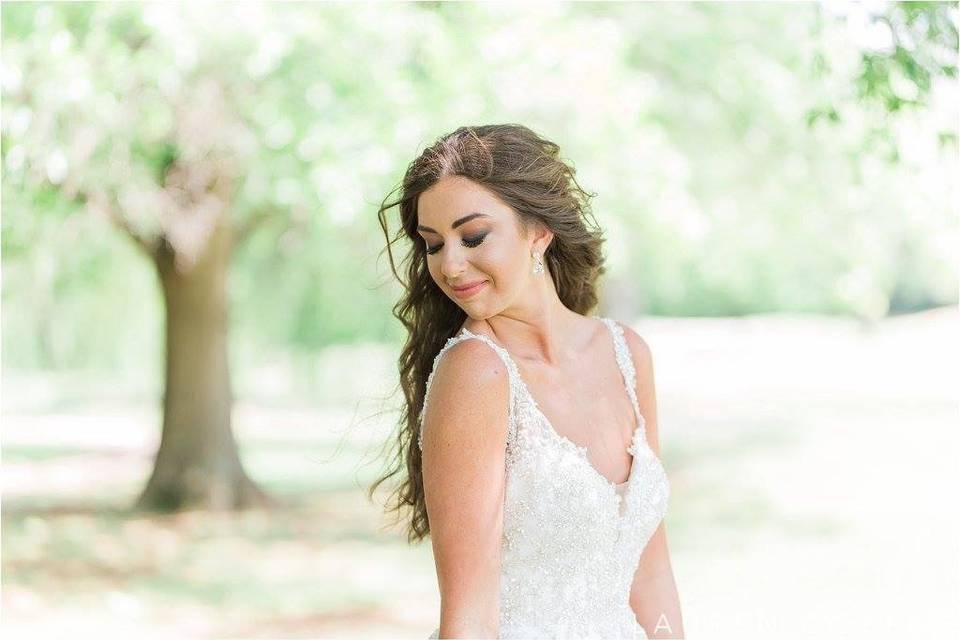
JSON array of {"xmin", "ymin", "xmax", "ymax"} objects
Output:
[{"xmin": 426, "ymin": 234, "xmax": 487, "ymax": 255}]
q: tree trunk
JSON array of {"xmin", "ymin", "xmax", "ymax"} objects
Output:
[{"xmin": 135, "ymin": 216, "xmax": 271, "ymax": 511}]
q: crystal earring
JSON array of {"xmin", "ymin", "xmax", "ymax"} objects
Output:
[{"xmin": 532, "ymin": 252, "xmax": 544, "ymax": 275}]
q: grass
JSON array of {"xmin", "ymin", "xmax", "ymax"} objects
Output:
[{"xmin": 3, "ymin": 307, "xmax": 958, "ymax": 638}]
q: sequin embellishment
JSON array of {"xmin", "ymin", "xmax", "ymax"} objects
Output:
[{"xmin": 419, "ymin": 317, "xmax": 670, "ymax": 639}]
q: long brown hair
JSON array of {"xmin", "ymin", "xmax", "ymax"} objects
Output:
[{"xmin": 370, "ymin": 123, "xmax": 607, "ymax": 543}]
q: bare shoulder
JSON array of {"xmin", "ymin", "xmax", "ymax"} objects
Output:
[
  {"xmin": 420, "ymin": 336, "xmax": 511, "ymax": 453},
  {"xmin": 613, "ymin": 320, "xmax": 662, "ymax": 453},
  {"xmin": 613, "ymin": 320, "xmax": 654, "ymax": 377}
]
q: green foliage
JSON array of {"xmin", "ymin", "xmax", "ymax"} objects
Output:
[
  {"xmin": 858, "ymin": 2, "xmax": 958, "ymax": 110},
  {"xmin": 1, "ymin": 2, "xmax": 956, "ymax": 373}
]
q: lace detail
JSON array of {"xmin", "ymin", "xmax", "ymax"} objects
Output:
[{"xmin": 421, "ymin": 316, "xmax": 670, "ymax": 639}]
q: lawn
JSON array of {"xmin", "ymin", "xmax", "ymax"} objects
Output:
[{"xmin": 3, "ymin": 307, "xmax": 957, "ymax": 638}]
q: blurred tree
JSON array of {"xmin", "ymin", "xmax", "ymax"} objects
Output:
[
  {"xmin": 806, "ymin": 0, "xmax": 958, "ymax": 315},
  {"xmin": 3, "ymin": 2, "xmax": 448, "ymax": 511},
  {"xmin": 858, "ymin": 1, "xmax": 957, "ymax": 114},
  {"xmin": 1, "ymin": 4, "xmax": 293, "ymax": 510},
  {"xmin": 575, "ymin": 0, "xmax": 957, "ymax": 320},
  {"xmin": 2, "ymin": 1, "xmax": 956, "ymax": 475},
  {"xmin": 808, "ymin": 1, "xmax": 958, "ymax": 134}
]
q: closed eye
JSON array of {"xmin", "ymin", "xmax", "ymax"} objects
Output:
[{"xmin": 426, "ymin": 233, "xmax": 487, "ymax": 255}]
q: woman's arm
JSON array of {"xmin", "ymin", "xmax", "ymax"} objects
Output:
[
  {"xmin": 420, "ymin": 339, "xmax": 512, "ymax": 639},
  {"xmin": 620, "ymin": 324, "xmax": 685, "ymax": 638},
  {"xmin": 630, "ymin": 523, "xmax": 684, "ymax": 638}
]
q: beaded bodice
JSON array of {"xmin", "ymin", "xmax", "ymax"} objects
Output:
[{"xmin": 418, "ymin": 316, "xmax": 670, "ymax": 639}]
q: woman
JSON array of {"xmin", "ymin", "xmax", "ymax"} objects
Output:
[{"xmin": 372, "ymin": 124, "xmax": 684, "ymax": 638}]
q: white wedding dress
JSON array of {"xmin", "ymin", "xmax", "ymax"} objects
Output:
[{"xmin": 418, "ymin": 316, "xmax": 670, "ymax": 639}]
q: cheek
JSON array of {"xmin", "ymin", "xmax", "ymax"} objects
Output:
[
  {"xmin": 422, "ymin": 237, "xmax": 523, "ymax": 289},
  {"xmin": 477, "ymin": 243, "xmax": 524, "ymax": 287},
  {"xmin": 427, "ymin": 260, "xmax": 444, "ymax": 286}
]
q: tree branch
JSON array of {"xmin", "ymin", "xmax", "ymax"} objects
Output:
[
  {"xmin": 232, "ymin": 207, "xmax": 287, "ymax": 248},
  {"xmin": 77, "ymin": 188, "xmax": 160, "ymax": 261}
]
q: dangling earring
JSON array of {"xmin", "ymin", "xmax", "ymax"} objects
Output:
[{"xmin": 532, "ymin": 251, "xmax": 544, "ymax": 275}]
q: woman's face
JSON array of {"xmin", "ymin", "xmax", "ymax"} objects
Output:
[{"xmin": 416, "ymin": 175, "xmax": 549, "ymax": 317}]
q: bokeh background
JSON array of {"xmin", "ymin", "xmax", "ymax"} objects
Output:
[{"xmin": 2, "ymin": 1, "xmax": 958, "ymax": 638}]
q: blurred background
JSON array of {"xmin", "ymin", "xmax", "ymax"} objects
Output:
[{"xmin": 1, "ymin": 1, "xmax": 957, "ymax": 638}]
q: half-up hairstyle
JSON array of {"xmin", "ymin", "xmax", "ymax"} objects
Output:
[{"xmin": 370, "ymin": 123, "xmax": 607, "ymax": 543}]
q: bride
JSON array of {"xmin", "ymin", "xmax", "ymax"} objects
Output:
[{"xmin": 372, "ymin": 124, "xmax": 684, "ymax": 638}]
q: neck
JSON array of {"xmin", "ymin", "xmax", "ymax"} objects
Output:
[{"xmin": 470, "ymin": 271, "xmax": 586, "ymax": 366}]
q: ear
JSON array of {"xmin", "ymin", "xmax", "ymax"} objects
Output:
[{"xmin": 531, "ymin": 222, "xmax": 554, "ymax": 255}]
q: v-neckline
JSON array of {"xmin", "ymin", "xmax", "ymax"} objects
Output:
[{"xmin": 458, "ymin": 315, "xmax": 645, "ymax": 492}]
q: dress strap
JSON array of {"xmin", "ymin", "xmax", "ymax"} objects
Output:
[
  {"xmin": 417, "ymin": 328, "xmax": 519, "ymax": 452},
  {"xmin": 598, "ymin": 317, "xmax": 646, "ymax": 437}
]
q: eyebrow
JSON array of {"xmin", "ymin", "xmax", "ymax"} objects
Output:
[{"xmin": 417, "ymin": 212, "xmax": 489, "ymax": 234}]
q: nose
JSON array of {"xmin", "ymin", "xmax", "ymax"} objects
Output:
[{"xmin": 439, "ymin": 245, "xmax": 466, "ymax": 280}]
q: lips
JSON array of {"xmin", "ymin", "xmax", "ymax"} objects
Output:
[
  {"xmin": 450, "ymin": 280, "xmax": 488, "ymax": 299},
  {"xmin": 452, "ymin": 280, "xmax": 486, "ymax": 292}
]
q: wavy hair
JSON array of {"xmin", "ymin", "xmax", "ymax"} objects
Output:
[{"xmin": 370, "ymin": 123, "xmax": 607, "ymax": 543}]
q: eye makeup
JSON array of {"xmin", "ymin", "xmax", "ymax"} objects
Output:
[{"xmin": 425, "ymin": 232, "xmax": 487, "ymax": 255}]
